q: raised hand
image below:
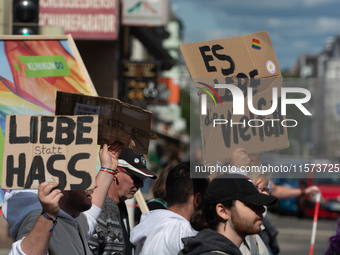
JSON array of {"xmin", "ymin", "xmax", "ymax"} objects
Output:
[
  {"xmin": 99, "ymin": 141, "xmax": 122, "ymax": 170},
  {"xmin": 230, "ymin": 148, "xmax": 251, "ymax": 168},
  {"xmin": 37, "ymin": 182, "xmax": 63, "ymax": 219}
]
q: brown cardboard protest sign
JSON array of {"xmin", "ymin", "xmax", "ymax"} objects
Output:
[
  {"xmin": 1, "ymin": 114, "xmax": 98, "ymax": 190},
  {"xmin": 179, "ymin": 31, "xmax": 289, "ymax": 164},
  {"xmin": 55, "ymin": 91, "xmax": 153, "ymax": 155}
]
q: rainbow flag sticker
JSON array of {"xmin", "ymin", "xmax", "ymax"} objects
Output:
[{"xmin": 252, "ymin": 39, "xmax": 261, "ymax": 50}]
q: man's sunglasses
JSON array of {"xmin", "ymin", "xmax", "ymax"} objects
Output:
[{"xmin": 118, "ymin": 167, "xmax": 145, "ymax": 184}]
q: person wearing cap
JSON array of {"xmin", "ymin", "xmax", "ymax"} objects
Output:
[
  {"xmin": 130, "ymin": 162, "xmax": 210, "ymax": 255},
  {"xmin": 179, "ymin": 174, "xmax": 277, "ymax": 255},
  {"xmin": 88, "ymin": 147, "xmax": 157, "ymax": 255},
  {"xmin": 239, "ymin": 171, "xmax": 272, "ymax": 255}
]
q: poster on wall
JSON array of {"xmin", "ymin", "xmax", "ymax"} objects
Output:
[{"xmin": 0, "ymin": 34, "xmax": 97, "ymax": 193}]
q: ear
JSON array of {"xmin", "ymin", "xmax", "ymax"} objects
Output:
[
  {"xmin": 194, "ymin": 192, "xmax": 202, "ymax": 208},
  {"xmin": 216, "ymin": 203, "xmax": 229, "ymax": 221},
  {"xmin": 116, "ymin": 168, "xmax": 123, "ymax": 176}
]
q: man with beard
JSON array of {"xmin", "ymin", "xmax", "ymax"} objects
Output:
[
  {"xmin": 3, "ymin": 142, "xmax": 122, "ymax": 255},
  {"xmin": 130, "ymin": 162, "xmax": 210, "ymax": 255},
  {"xmin": 179, "ymin": 174, "xmax": 278, "ymax": 255},
  {"xmin": 88, "ymin": 147, "xmax": 157, "ymax": 255}
]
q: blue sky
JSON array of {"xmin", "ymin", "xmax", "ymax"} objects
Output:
[{"xmin": 171, "ymin": 0, "xmax": 340, "ymax": 70}]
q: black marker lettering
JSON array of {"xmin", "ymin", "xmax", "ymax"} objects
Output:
[
  {"xmin": 238, "ymin": 116, "xmax": 251, "ymax": 141},
  {"xmin": 25, "ymin": 155, "xmax": 45, "ymax": 189},
  {"xmin": 199, "ymin": 46, "xmax": 216, "ymax": 72},
  {"xmin": 47, "ymin": 155, "xmax": 67, "ymax": 190},
  {"xmin": 55, "ymin": 117, "xmax": 75, "ymax": 145},
  {"xmin": 211, "ymin": 44, "xmax": 235, "ymax": 76},
  {"xmin": 68, "ymin": 153, "xmax": 92, "ymax": 190},
  {"xmin": 30, "ymin": 116, "xmax": 38, "ymax": 143},
  {"xmin": 9, "ymin": 115, "xmax": 29, "ymax": 144},
  {"xmin": 6, "ymin": 153, "xmax": 25, "ymax": 187},
  {"xmin": 221, "ymin": 111, "xmax": 232, "ymax": 148},
  {"xmin": 76, "ymin": 116, "xmax": 93, "ymax": 145},
  {"xmin": 40, "ymin": 116, "xmax": 54, "ymax": 144}
]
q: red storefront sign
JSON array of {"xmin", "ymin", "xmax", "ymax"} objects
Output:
[{"xmin": 39, "ymin": 0, "xmax": 119, "ymax": 40}]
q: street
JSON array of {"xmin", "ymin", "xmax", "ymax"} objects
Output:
[{"xmin": 268, "ymin": 212, "xmax": 336, "ymax": 255}]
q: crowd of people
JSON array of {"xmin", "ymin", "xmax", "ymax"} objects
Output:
[{"xmin": 2, "ymin": 142, "xmax": 338, "ymax": 255}]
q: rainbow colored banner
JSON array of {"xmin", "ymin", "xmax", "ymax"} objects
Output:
[{"xmin": 0, "ymin": 36, "xmax": 96, "ymax": 194}]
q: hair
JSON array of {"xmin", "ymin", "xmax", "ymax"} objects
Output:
[
  {"xmin": 152, "ymin": 164, "xmax": 173, "ymax": 200},
  {"xmin": 247, "ymin": 171, "xmax": 271, "ymax": 180},
  {"xmin": 324, "ymin": 220, "xmax": 340, "ymax": 255},
  {"xmin": 166, "ymin": 162, "xmax": 209, "ymax": 207},
  {"xmin": 190, "ymin": 200, "xmax": 234, "ymax": 231},
  {"xmin": 193, "ymin": 177, "xmax": 210, "ymax": 201}
]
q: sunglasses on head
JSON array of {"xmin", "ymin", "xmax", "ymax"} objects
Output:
[
  {"xmin": 254, "ymin": 184, "xmax": 271, "ymax": 194},
  {"xmin": 118, "ymin": 167, "xmax": 145, "ymax": 184}
]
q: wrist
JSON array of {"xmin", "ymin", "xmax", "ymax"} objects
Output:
[
  {"xmin": 100, "ymin": 167, "xmax": 117, "ymax": 175},
  {"xmin": 41, "ymin": 211, "xmax": 58, "ymax": 231},
  {"xmin": 100, "ymin": 167, "xmax": 119, "ymax": 186}
]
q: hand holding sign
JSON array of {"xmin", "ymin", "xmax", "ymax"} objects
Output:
[
  {"xmin": 92, "ymin": 141, "xmax": 122, "ymax": 210},
  {"xmin": 38, "ymin": 182, "xmax": 63, "ymax": 219},
  {"xmin": 99, "ymin": 141, "xmax": 122, "ymax": 170},
  {"xmin": 230, "ymin": 148, "xmax": 250, "ymax": 169}
]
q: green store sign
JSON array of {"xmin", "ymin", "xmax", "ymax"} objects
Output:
[{"xmin": 17, "ymin": 55, "xmax": 71, "ymax": 78}]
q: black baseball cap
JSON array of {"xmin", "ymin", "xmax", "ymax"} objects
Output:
[
  {"xmin": 118, "ymin": 147, "xmax": 157, "ymax": 179},
  {"xmin": 203, "ymin": 174, "xmax": 277, "ymax": 206}
]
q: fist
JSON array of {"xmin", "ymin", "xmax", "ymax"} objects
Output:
[
  {"xmin": 230, "ymin": 148, "xmax": 250, "ymax": 168},
  {"xmin": 38, "ymin": 182, "xmax": 63, "ymax": 219}
]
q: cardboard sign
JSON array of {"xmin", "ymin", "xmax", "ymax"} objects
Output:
[
  {"xmin": 55, "ymin": 91, "xmax": 153, "ymax": 155},
  {"xmin": 0, "ymin": 35, "xmax": 97, "ymax": 192},
  {"xmin": 179, "ymin": 31, "xmax": 289, "ymax": 164},
  {"xmin": 1, "ymin": 115, "xmax": 98, "ymax": 190}
]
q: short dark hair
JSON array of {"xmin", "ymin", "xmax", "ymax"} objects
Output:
[
  {"xmin": 166, "ymin": 162, "xmax": 209, "ymax": 207},
  {"xmin": 190, "ymin": 200, "xmax": 234, "ymax": 231}
]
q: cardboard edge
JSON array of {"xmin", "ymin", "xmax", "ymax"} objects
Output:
[
  {"xmin": 178, "ymin": 44, "xmax": 198, "ymax": 81},
  {"xmin": 66, "ymin": 34, "xmax": 97, "ymax": 96}
]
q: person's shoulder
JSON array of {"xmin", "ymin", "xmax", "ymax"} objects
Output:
[
  {"xmin": 20, "ymin": 209, "xmax": 41, "ymax": 224},
  {"xmin": 16, "ymin": 209, "xmax": 41, "ymax": 240},
  {"xmin": 99, "ymin": 196, "xmax": 120, "ymax": 219},
  {"xmin": 155, "ymin": 216, "xmax": 197, "ymax": 237}
]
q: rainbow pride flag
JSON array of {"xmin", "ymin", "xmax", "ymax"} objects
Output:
[{"xmin": 252, "ymin": 39, "xmax": 261, "ymax": 50}]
